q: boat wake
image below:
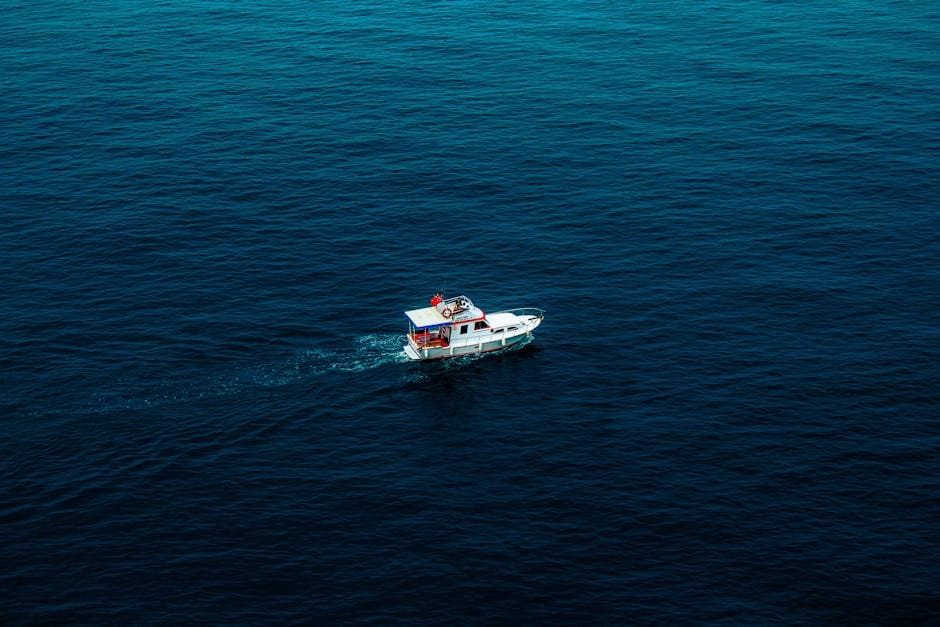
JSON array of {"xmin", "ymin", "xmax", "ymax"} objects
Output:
[
  {"xmin": 65, "ymin": 334, "xmax": 413, "ymax": 416},
  {"xmin": 28, "ymin": 333, "xmax": 537, "ymax": 417},
  {"xmin": 253, "ymin": 333, "xmax": 412, "ymax": 383}
]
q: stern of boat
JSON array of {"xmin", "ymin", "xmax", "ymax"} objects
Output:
[{"xmin": 403, "ymin": 342, "xmax": 422, "ymax": 360}]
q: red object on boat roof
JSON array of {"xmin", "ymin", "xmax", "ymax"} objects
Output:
[{"xmin": 430, "ymin": 294, "xmax": 442, "ymax": 306}]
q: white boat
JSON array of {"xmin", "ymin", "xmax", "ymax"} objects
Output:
[{"xmin": 403, "ymin": 294, "xmax": 544, "ymax": 361}]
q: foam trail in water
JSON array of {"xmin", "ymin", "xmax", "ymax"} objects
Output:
[
  {"xmin": 187, "ymin": 333, "xmax": 412, "ymax": 390},
  {"xmin": 75, "ymin": 334, "xmax": 412, "ymax": 415},
  {"xmin": 327, "ymin": 333, "xmax": 413, "ymax": 372}
]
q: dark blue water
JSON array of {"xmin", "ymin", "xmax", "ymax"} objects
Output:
[{"xmin": 3, "ymin": 1, "xmax": 939, "ymax": 622}]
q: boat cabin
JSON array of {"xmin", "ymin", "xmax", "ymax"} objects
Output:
[{"xmin": 404, "ymin": 294, "xmax": 488, "ymax": 348}]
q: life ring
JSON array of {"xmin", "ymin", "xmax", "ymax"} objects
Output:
[{"xmin": 441, "ymin": 307, "xmax": 452, "ymax": 319}]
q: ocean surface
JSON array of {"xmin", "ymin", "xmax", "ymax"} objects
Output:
[{"xmin": 2, "ymin": 0, "xmax": 939, "ymax": 623}]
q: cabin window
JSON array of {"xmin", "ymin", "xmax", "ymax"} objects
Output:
[
  {"xmin": 508, "ymin": 326, "xmax": 518, "ymax": 331},
  {"xmin": 474, "ymin": 321, "xmax": 490, "ymax": 330},
  {"xmin": 460, "ymin": 325, "xmax": 468, "ymax": 335}
]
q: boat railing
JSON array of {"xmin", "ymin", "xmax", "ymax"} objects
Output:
[{"xmin": 501, "ymin": 307, "xmax": 545, "ymax": 320}]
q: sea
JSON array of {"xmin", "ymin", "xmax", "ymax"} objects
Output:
[{"xmin": 2, "ymin": 0, "xmax": 939, "ymax": 623}]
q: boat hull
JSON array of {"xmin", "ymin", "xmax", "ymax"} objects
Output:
[{"xmin": 404, "ymin": 330, "xmax": 531, "ymax": 360}]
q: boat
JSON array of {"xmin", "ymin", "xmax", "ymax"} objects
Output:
[{"xmin": 403, "ymin": 294, "xmax": 544, "ymax": 360}]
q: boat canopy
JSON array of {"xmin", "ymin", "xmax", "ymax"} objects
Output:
[{"xmin": 404, "ymin": 306, "xmax": 450, "ymax": 330}]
